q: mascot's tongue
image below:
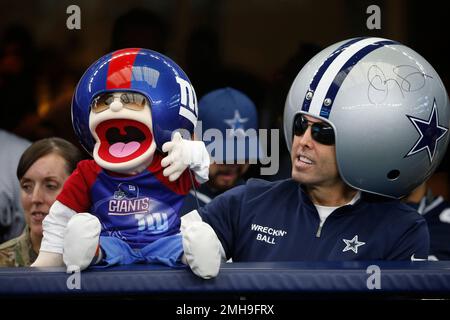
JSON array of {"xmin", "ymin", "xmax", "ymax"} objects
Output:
[{"xmin": 109, "ymin": 142, "xmax": 141, "ymax": 158}]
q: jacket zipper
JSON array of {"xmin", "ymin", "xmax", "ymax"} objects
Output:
[{"xmin": 316, "ymin": 221, "xmax": 324, "ymax": 238}]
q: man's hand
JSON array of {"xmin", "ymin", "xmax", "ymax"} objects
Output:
[{"xmin": 161, "ymin": 132, "xmax": 209, "ymax": 183}]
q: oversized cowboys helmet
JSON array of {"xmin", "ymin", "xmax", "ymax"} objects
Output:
[
  {"xmin": 284, "ymin": 37, "xmax": 450, "ymax": 198},
  {"xmin": 72, "ymin": 48, "xmax": 198, "ymax": 154}
]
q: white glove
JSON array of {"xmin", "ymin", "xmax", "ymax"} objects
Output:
[
  {"xmin": 63, "ymin": 213, "xmax": 101, "ymax": 273},
  {"xmin": 31, "ymin": 251, "xmax": 64, "ymax": 267},
  {"xmin": 161, "ymin": 132, "xmax": 209, "ymax": 183},
  {"xmin": 181, "ymin": 210, "xmax": 225, "ymax": 279},
  {"xmin": 181, "ymin": 210, "xmax": 226, "ymax": 259},
  {"xmin": 32, "ymin": 201, "xmax": 75, "ymax": 268},
  {"xmin": 39, "ymin": 201, "xmax": 76, "ymax": 255},
  {"xmin": 182, "ymin": 221, "xmax": 221, "ymax": 279}
]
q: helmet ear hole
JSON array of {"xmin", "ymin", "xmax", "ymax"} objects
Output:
[{"xmin": 387, "ymin": 170, "xmax": 400, "ymax": 181}]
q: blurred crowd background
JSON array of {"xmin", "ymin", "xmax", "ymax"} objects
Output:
[{"xmin": 0, "ymin": 0, "xmax": 448, "ymax": 195}]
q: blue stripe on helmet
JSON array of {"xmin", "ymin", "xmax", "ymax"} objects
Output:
[
  {"xmin": 130, "ymin": 49, "xmax": 151, "ymax": 91},
  {"xmin": 89, "ymin": 52, "xmax": 112, "ymax": 96},
  {"xmin": 71, "ymin": 51, "xmax": 113, "ymax": 154},
  {"xmin": 319, "ymin": 40, "xmax": 397, "ymax": 118},
  {"xmin": 301, "ymin": 37, "xmax": 365, "ymax": 113}
]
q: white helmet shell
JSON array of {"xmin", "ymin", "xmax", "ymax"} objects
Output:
[{"xmin": 284, "ymin": 37, "xmax": 450, "ymax": 198}]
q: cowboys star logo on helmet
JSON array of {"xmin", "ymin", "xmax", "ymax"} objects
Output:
[{"xmin": 405, "ymin": 100, "xmax": 448, "ymax": 163}]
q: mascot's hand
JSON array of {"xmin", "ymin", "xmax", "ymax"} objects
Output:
[
  {"xmin": 161, "ymin": 132, "xmax": 209, "ymax": 183},
  {"xmin": 31, "ymin": 251, "xmax": 64, "ymax": 267},
  {"xmin": 181, "ymin": 210, "xmax": 223, "ymax": 279}
]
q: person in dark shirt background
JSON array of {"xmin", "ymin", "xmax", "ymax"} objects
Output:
[{"xmin": 181, "ymin": 87, "xmax": 263, "ymax": 214}]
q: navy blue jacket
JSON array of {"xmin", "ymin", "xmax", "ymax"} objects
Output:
[
  {"xmin": 180, "ymin": 179, "xmax": 245, "ymax": 216},
  {"xmin": 407, "ymin": 194, "xmax": 450, "ymax": 260},
  {"xmin": 180, "ymin": 184, "xmax": 222, "ymax": 216},
  {"xmin": 199, "ymin": 178, "xmax": 430, "ymax": 261}
]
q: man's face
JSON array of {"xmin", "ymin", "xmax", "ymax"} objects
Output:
[
  {"xmin": 291, "ymin": 114, "xmax": 340, "ymax": 187},
  {"xmin": 208, "ymin": 163, "xmax": 250, "ymax": 191}
]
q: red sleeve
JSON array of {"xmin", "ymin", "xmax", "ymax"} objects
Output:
[
  {"xmin": 148, "ymin": 152, "xmax": 197, "ymax": 195},
  {"xmin": 177, "ymin": 168, "xmax": 199, "ymax": 195},
  {"xmin": 56, "ymin": 160, "xmax": 102, "ymax": 212}
]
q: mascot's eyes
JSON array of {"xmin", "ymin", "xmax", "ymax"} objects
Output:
[
  {"xmin": 120, "ymin": 93, "xmax": 147, "ymax": 111},
  {"xmin": 105, "ymin": 95, "xmax": 115, "ymax": 105},
  {"xmin": 91, "ymin": 93, "xmax": 149, "ymax": 113}
]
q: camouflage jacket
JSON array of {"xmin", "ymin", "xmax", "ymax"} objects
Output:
[{"xmin": 0, "ymin": 227, "xmax": 37, "ymax": 267}]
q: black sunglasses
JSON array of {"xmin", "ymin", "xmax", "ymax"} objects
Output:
[{"xmin": 293, "ymin": 114, "xmax": 335, "ymax": 145}]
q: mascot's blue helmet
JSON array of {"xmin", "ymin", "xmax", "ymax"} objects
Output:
[{"xmin": 72, "ymin": 48, "xmax": 198, "ymax": 154}]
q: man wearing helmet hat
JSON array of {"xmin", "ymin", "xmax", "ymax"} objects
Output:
[
  {"xmin": 31, "ymin": 49, "xmax": 221, "ymax": 279},
  {"xmin": 182, "ymin": 37, "xmax": 450, "ymax": 263}
]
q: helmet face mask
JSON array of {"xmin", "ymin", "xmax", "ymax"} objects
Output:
[
  {"xmin": 72, "ymin": 48, "xmax": 198, "ymax": 173},
  {"xmin": 284, "ymin": 37, "xmax": 450, "ymax": 198}
]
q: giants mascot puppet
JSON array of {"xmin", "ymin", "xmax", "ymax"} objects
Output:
[{"xmin": 32, "ymin": 49, "xmax": 221, "ymax": 279}]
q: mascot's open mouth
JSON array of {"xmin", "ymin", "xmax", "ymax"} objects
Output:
[{"xmin": 95, "ymin": 119, "xmax": 153, "ymax": 163}]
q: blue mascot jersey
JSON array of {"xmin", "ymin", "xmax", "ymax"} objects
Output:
[
  {"xmin": 57, "ymin": 154, "xmax": 195, "ymax": 249},
  {"xmin": 199, "ymin": 178, "xmax": 430, "ymax": 261}
]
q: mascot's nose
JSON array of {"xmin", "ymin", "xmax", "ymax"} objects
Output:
[{"xmin": 110, "ymin": 99, "xmax": 123, "ymax": 112}]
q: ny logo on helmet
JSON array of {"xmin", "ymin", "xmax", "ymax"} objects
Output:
[{"xmin": 176, "ymin": 76, "xmax": 198, "ymax": 126}]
